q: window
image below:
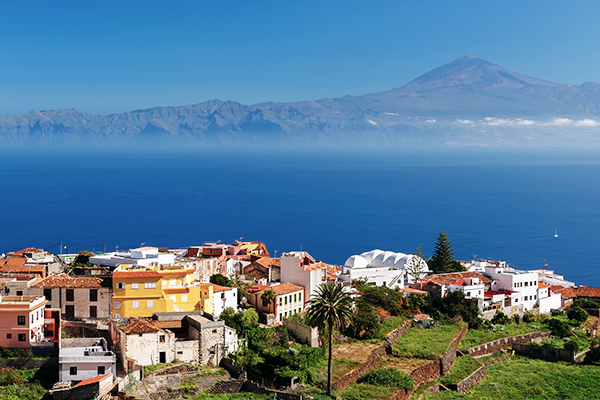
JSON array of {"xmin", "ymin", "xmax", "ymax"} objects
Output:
[
  {"xmin": 114, "ymin": 302, "xmax": 120, "ymax": 309},
  {"xmin": 132, "ymin": 301, "xmax": 139, "ymax": 308},
  {"xmin": 145, "ymin": 282, "xmax": 156, "ymax": 289},
  {"xmin": 181, "ymin": 295, "xmax": 188, "ymax": 302},
  {"xmin": 159, "ymin": 335, "xmax": 165, "ymax": 343},
  {"xmin": 18, "ymin": 333, "xmax": 26, "ymax": 342},
  {"xmin": 170, "ymin": 279, "xmax": 176, "ymax": 286},
  {"xmin": 298, "ymin": 292, "xmax": 302, "ymax": 302},
  {"xmin": 70, "ymin": 367, "xmax": 77, "ymax": 375},
  {"xmin": 116, "ymin": 282, "xmax": 125, "ymax": 289},
  {"xmin": 113, "ymin": 314, "xmax": 120, "ymax": 319},
  {"xmin": 285, "ymin": 296, "xmax": 288, "ymax": 305},
  {"xmin": 525, "ymin": 282, "xmax": 528, "ymax": 287},
  {"xmin": 98, "ymin": 366, "xmax": 105, "ymax": 375},
  {"xmin": 293, "ymin": 294, "xmax": 297, "ymax": 302},
  {"xmin": 89, "ymin": 289, "xmax": 98, "ymax": 302},
  {"xmin": 17, "ymin": 316, "xmax": 25, "ymax": 325},
  {"xmin": 180, "ymin": 279, "xmax": 183, "ymax": 286},
  {"xmin": 279, "ymin": 313, "xmax": 282, "ymax": 321},
  {"xmin": 534, "ymin": 295, "xmax": 537, "ymax": 300},
  {"xmin": 279, "ymin": 297, "xmax": 282, "ymax": 306},
  {"xmin": 132, "ymin": 282, "xmax": 139, "ymax": 289},
  {"xmin": 43, "ymin": 288, "xmax": 52, "ymax": 301},
  {"xmin": 6, "ymin": 334, "xmax": 11, "ymax": 339},
  {"xmin": 90, "ymin": 306, "xmax": 97, "ymax": 318},
  {"xmin": 147, "ymin": 300, "xmax": 154, "ymax": 308},
  {"xmin": 16, "ymin": 290, "xmax": 23, "ymax": 296},
  {"xmin": 66, "ymin": 289, "xmax": 74, "ymax": 302},
  {"xmin": 170, "ymin": 296, "xmax": 176, "ymax": 302}
]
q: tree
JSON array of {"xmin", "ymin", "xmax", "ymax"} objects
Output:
[
  {"xmin": 210, "ymin": 274, "xmax": 231, "ymax": 287},
  {"xmin": 306, "ymin": 283, "xmax": 354, "ymax": 397},
  {"xmin": 405, "ymin": 254, "xmax": 429, "ymax": 283},
  {"xmin": 567, "ymin": 306, "xmax": 588, "ymax": 325},
  {"xmin": 428, "ymin": 231, "xmax": 465, "ymax": 274},
  {"xmin": 261, "ymin": 289, "xmax": 277, "ymax": 311}
]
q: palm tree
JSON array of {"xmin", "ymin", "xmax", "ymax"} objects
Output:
[
  {"xmin": 260, "ymin": 288, "xmax": 277, "ymax": 313},
  {"xmin": 306, "ymin": 283, "xmax": 354, "ymax": 397}
]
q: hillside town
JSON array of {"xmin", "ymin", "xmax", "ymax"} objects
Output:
[{"xmin": 2, "ymin": 238, "xmax": 600, "ymax": 400}]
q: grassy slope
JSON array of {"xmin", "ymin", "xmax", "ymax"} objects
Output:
[
  {"xmin": 428, "ymin": 356, "xmax": 600, "ymax": 400},
  {"xmin": 394, "ymin": 323, "xmax": 466, "ymax": 359},
  {"xmin": 460, "ymin": 323, "xmax": 544, "ymax": 349}
]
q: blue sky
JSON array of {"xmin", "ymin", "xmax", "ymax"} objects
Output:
[{"xmin": 0, "ymin": 0, "xmax": 599, "ymax": 115}]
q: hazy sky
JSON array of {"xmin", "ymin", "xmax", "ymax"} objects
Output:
[{"xmin": 1, "ymin": 1, "xmax": 599, "ymax": 115}]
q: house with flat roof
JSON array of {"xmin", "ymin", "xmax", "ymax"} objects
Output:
[
  {"xmin": 111, "ymin": 264, "xmax": 213, "ymax": 318},
  {"xmin": 59, "ymin": 337, "xmax": 116, "ymax": 382},
  {"xmin": 0, "ymin": 294, "xmax": 47, "ymax": 348},
  {"xmin": 211, "ymin": 284, "xmax": 238, "ymax": 317},
  {"xmin": 280, "ymin": 252, "xmax": 327, "ymax": 302}
]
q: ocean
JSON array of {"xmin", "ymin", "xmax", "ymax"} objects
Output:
[{"xmin": 1, "ymin": 147, "xmax": 599, "ymax": 286}]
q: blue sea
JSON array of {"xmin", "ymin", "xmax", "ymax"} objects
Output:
[{"xmin": 1, "ymin": 147, "xmax": 600, "ymax": 286}]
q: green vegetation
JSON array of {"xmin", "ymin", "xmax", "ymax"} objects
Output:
[
  {"xmin": 220, "ymin": 308, "xmax": 258, "ymax": 338},
  {"xmin": 439, "ymin": 355, "xmax": 482, "ymax": 386},
  {"xmin": 584, "ymin": 338, "xmax": 600, "ymax": 364},
  {"xmin": 393, "ymin": 323, "xmax": 466, "ymax": 360},
  {"xmin": 566, "ymin": 306, "xmax": 589, "ymax": 325},
  {"xmin": 209, "ymin": 274, "xmax": 231, "ymax": 287},
  {"xmin": 373, "ymin": 315, "xmax": 409, "ymax": 339},
  {"xmin": 427, "ymin": 231, "xmax": 465, "ymax": 274},
  {"xmin": 460, "ymin": 323, "xmax": 543, "ymax": 349},
  {"xmin": 334, "ymin": 383, "xmax": 399, "ymax": 400},
  {"xmin": 0, "ymin": 367, "xmax": 55, "ymax": 400},
  {"xmin": 358, "ymin": 368, "xmax": 414, "ymax": 390},
  {"xmin": 177, "ymin": 378, "xmax": 198, "ymax": 394},
  {"xmin": 428, "ymin": 356, "xmax": 600, "ymax": 399},
  {"xmin": 573, "ymin": 298, "xmax": 600, "ymax": 309}
]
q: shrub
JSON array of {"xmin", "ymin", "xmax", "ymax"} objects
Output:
[
  {"xmin": 522, "ymin": 312, "xmax": 535, "ymax": 323},
  {"xmin": 0, "ymin": 347, "xmax": 14, "ymax": 359},
  {"xmin": 546, "ymin": 318, "xmax": 572, "ymax": 338},
  {"xmin": 14, "ymin": 348, "xmax": 34, "ymax": 359},
  {"xmin": 358, "ymin": 368, "xmax": 414, "ymax": 390},
  {"xmin": 584, "ymin": 338, "xmax": 600, "ymax": 364},
  {"xmin": 566, "ymin": 306, "xmax": 588, "ymax": 325},
  {"xmin": 492, "ymin": 311, "xmax": 509, "ymax": 325},
  {"xmin": 513, "ymin": 314, "xmax": 521, "ymax": 325},
  {"xmin": 573, "ymin": 298, "xmax": 600, "ymax": 309},
  {"xmin": 0, "ymin": 367, "xmax": 25, "ymax": 385}
]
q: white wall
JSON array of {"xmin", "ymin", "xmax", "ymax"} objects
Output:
[{"xmin": 212, "ymin": 288, "xmax": 238, "ymax": 317}]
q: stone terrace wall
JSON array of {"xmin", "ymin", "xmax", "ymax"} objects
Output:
[
  {"xmin": 455, "ymin": 365, "xmax": 486, "ymax": 394},
  {"xmin": 209, "ymin": 379, "xmax": 245, "ymax": 395},
  {"xmin": 0, "ymin": 357, "xmax": 57, "ymax": 369},
  {"xmin": 440, "ymin": 325, "xmax": 468, "ymax": 375},
  {"xmin": 460, "ymin": 331, "xmax": 550, "ymax": 358},
  {"xmin": 284, "ymin": 319, "xmax": 320, "ymax": 347},
  {"xmin": 331, "ymin": 345, "xmax": 386, "ymax": 392},
  {"xmin": 513, "ymin": 343, "xmax": 575, "ymax": 362},
  {"xmin": 331, "ymin": 321, "xmax": 413, "ymax": 392},
  {"xmin": 243, "ymin": 381, "xmax": 302, "ymax": 400}
]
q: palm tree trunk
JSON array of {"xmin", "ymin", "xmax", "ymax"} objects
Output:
[{"xmin": 327, "ymin": 320, "xmax": 333, "ymax": 397}]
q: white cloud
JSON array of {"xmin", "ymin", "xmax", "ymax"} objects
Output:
[
  {"xmin": 457, "ymin": 119, "xmax": 474, "ymax": 124},
  {"xmin": 548, "ymin": 118, "xmax": 573, "ymax": 126},
  {"xmin": 426, "ymin": 119, "xmax": 436, "ymax": 123},
  {"xmin": 575, "ymin": 119, "xmax": 600, "ymax": 127},
  {"xmin": 383, "ymin": 112, "xmax": 399, "ymax": 116},
  {"xmin": 483, "ymin": 118, "xmax": 511, "ymax": 126},
  {"xmin": 366, "ymin": 119, "xmax": 379, "ymax": 126},
  {"xmin": 515, "ymin": 119, "xmax": 536, "ymax": 126}
]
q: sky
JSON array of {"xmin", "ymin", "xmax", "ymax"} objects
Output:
[{"xmin": 1, "ymin": 0, "xmax": 599, "ymax": 115}]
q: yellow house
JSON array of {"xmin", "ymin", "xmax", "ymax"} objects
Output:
[{"xmin": 111, "ymin": 264, "xmax": 213, "ymax": 318}]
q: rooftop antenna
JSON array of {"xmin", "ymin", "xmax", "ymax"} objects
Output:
[
  {"xmin": 544, "ymin": 260, "xmax": 548, "ymax": 269},
  {"xmin": 274, "ymin": 250, "xmax": 278, "ymax": 258}
]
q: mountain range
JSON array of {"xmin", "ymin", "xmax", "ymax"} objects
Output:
[{"xmin": 2, "ymin": 54, "xmax": 600, "ymax": 147}]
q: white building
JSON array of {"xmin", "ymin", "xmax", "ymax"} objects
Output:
[
  {"xmin": 280, "ymin": 252, "xmax": 327, "ymax": 301},
  {"xmin": 341, "ymin": 249, "xmax": 429, "ymax": 289},
  {"xmin": 59, "ymin": 338, "xmax": 116, "ymax": 382},
  {"xmin": 211, "ymin": 284, "xmax": 238, "ymax": 317},
  {"xmin": 484, "ymin": 265, "xmax": 540, "ymax": 310},
  {"xmin": 90, "ymin": 246, "xmax": 175, "ymax": 268}
]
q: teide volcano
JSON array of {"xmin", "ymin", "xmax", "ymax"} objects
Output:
[{"xmin": 1, "ymin": 54, "xmax": 600, "ymax": 148}]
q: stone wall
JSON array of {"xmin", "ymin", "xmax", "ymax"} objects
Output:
[
  {"xmin": 441, "ymin": 325, "xmax": 468, "ymax": 375},
  {"xmin": 584, "ymin": 308, "xmax": 600, "ymax": 318},
  {"xmin": 0, "ymin": 357, "xmax": 57, "ymax": 369},
  {"xmin": 63, "ymin": 321, "xmax": 100, "ymax": 338},
  {"xmin": 455, "ymin": 365, "xmax": 486, "ymax": 394},
  {"xmin": 220, "ymin": 358, "xmax": 247, "ymax": 380},
  {"xmin": 409, "ymin": 360, "xmax": 441, "ymax": 387},
  {"xmin": 384, "ymin": 321, "xmax": 412, "ymax": 343},
  {"xmin": 513, "ymin": 343, "xmax": 576, "ymax": 362},
  {"xmin": 284, "ymin": 319, "xmax": 320, "ymax": 347},
  {"xmin": 459, "ymin": 331, "xmax": 550, "ymax": 357},
  {"xmin": 331, "ymin": 345, "xmax": 386, "ymax": 392}
]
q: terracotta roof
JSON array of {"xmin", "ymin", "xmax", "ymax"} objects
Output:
[
  {"xmin": 163, "ymin": 288, "xmax": 189, "ymax": 294},
  {"xmin": 0, "ymin": 258, "xmax": 45, "ymax": 273},
  {"xmin": 121, "ymin": 317, "xmax": 163, "ymax": 334},
  {"xmin": 159, "ymin": 269, "xmax": 194, "ymax": 276},
  {"xmin": 6, "ymin": 248, "xmax": 43, "ymax": 257},
  {"xmin": 553, "ymin": 286, "xmax": 577, "ymax": 299},
  {"xmin": 151, "ymin": 320, "xmax": 182, "ymax": 329},
  {"xmin": 420, "ymin": 276, "xmax": 463, "ymax": 286},
  {"xmin": 538, "ymin": 283, "xmax": 550, "ymax": 288},
  {"xmin": 253, "ymin": 282, "xmax": 305, "ymax": 296},
  {"xmin": 211, "ymin": 284, "xmax": 232, "ymax": 293},
  {"xmin": 574, "ymin": 286, "xmax": 600, "ymax": 298},
  {"xmin": 549, "ymin": 285, "xmax": 568, "ymax": 294},
  {"xmin": 113, "ymin": 270, "xmax": 161, "ymax": 278},
  {"xmin": 73, "ymin": 373, "xmax": 111, "ymax": 388},
  {"xmin": 31, "ymin": 274, "xmax": 104, "ymax": 289},
  {"xmin": 432, "ymin": 272, "xmax": 493, "ymax": 284}
]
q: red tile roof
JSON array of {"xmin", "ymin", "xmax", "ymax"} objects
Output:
[
  {"xmin": 0, "ymin": 258, "xmax": 45, "ymax": 273},
  {"xmin": 121, "ymin": 317, "xmax": 164, "ymax": 334},
  {"xmin": 574, "ymin": 286, "xmax": 600, "ymax": 298},
  {"xmin": 211, "ymin": 284, "xmax": 232, "ymax": 293},
  {"xmin": 553, "ymin": 286, "xmax": 577, "ymax": 299},
  {"xmin": 31, "ymin": 273, "xmax": 104, "ymax": 289},
  {"xmin": 163, "ymin": 288, "xmax": 189, "ymax": 294},
  {"xmin": 6, "ymin": 248, "xmax": 43, "ymax": 257},
  {"xmin": 399, "ymin": 287, "xmax": 428, "ymax": 294},
  {"xmin": 432, "ymin": 272, "xmax": 493, "ymax": 284},
  {"xmin": 252, "ymin": 282, "xmax": 305, "ymax": 296},
  {"xmin": 538, "ymin": 283, "xmax": 550, "ymax": 288},
  {"xmin": 73, "ymin": 373, "xmax": 111, "ymax": 388},
  {"xmin": 113, "ymin": 270, "xmax": 161, "ymax": 278}
]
